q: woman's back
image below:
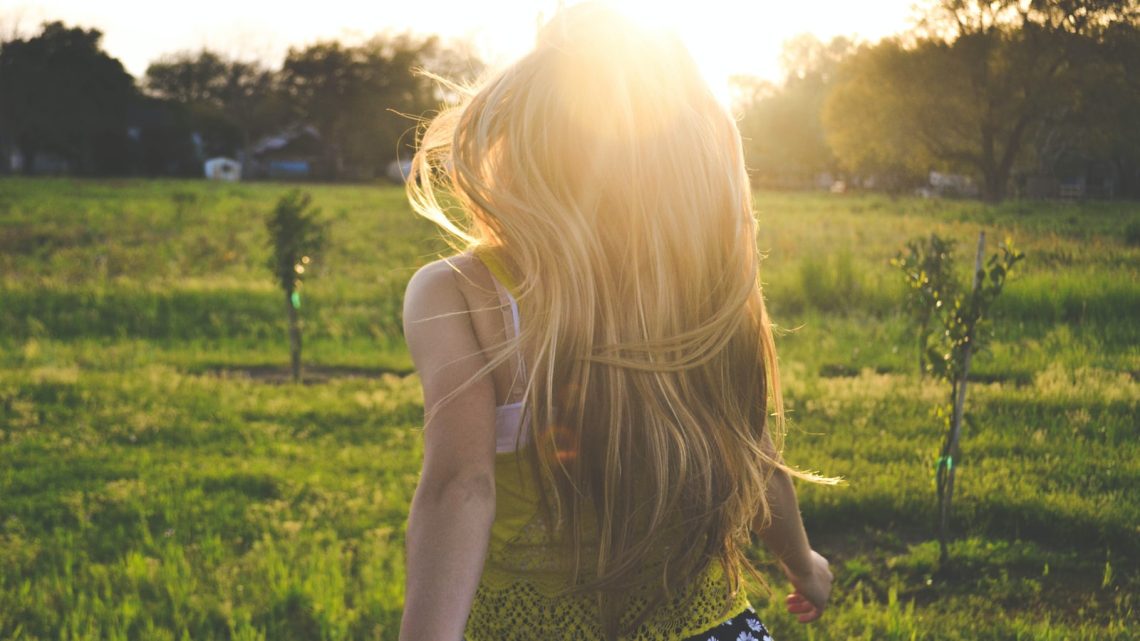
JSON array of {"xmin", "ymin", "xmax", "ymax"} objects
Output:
[
  {"xmin": 435, "ymin": 248, "xmax": 752, "ymax": 640},
  {"xmin": 398, "ymin": 4, "xmax": 833, "ymax": 640}
]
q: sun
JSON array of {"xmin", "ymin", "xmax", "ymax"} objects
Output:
[{"xmin": 598, "ymin": 0, "xmax": 746, "ymax": 108}]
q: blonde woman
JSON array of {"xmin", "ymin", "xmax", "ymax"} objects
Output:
[{"xmin": 398, "ymin": 4, "xmax": 834, "ymax": 640}]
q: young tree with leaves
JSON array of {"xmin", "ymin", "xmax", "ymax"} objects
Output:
[
  {"xmin": 894, "ymin": 231, "xmax": 1025, "ymax": 563},
  {"xmin": 266, "ymin": 190, "xmax": 328, "ymax": 383}
]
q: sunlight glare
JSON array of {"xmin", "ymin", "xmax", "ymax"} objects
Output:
[{"xmin": 602, "ymin": 0, "xmax": 752, "ymax": 108}]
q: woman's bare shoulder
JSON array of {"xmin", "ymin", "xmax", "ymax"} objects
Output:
[
  {"xmin": 403, "ymin": 253, "xmax": 494, "ymax": 332},
  {"xmin": 405, "ymin": 252, "xmax": 491, "ymax": 301}
]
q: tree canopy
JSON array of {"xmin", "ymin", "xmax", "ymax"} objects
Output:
[
  {"xmin": 0, "ymin": 21, "xmax": 135, "ymax": 175},
  {"xmin": 733, "ymin": 35, "xmax": 853, "ymax": 188},
  {"xmin": 730, "ymin": 1, "xmax": 1139, "ymax": 200},
  {"xmin": 2, "ymin": 4, "xmax": 1137, "ymax": 198},
  {"xmin": 145, "ymin": 50, "xmax": 284, "ymax": 159},
  {"xmin": 0, "ymin": 20, "xmax": 480, "ymax": 179},
  {"xmin": 278, "ymin": 34, "xmax": 448, "ymax": 179},
  {"xmin": 823, "ymin": 0, "xmax": 1140, "ymax": 200}
]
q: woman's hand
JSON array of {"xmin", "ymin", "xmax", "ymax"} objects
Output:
[{"xmin": 781, "ymin": 549, "xmax": 832, "ymax": 623}]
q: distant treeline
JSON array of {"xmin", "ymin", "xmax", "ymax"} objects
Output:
[
  {"xmin": 0, "ymin": 22, "xmax": 480, "ymax": 181},
  {"xmin": 1, "ymin": 1, "xmax": 1138, "ymax": 200},
  {"xmin": 735, "ymin": 1, "xmax": 1140, "ymax": 201}
]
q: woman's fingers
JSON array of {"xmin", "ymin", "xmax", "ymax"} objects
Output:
[
  {"xmin": 785, "ymin": 594, "xmax": 812, "ymax": 612},
  {"xmin": 797, "ymin": 607, "xmax": 822, "ymax": 623},
  {"xmin": 786, "ymin": 592, "xmax": 823, "ymax": 623}
]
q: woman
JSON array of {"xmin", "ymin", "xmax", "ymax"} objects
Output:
[{"xmin": 399, "ymin": 4, "xmax": 834, "ymax": 640}]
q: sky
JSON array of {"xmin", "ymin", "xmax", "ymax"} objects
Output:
[{"xmin": 5, "ymin": 0, "xmax": 924, "ymax": 91}]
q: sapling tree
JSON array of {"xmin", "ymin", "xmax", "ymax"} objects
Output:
[
  {"xmin": 893, "ymin": 232, "xmax": 1024, "ymax": 564},
  {"xmin": 894, "ymin": 234, "xmax": 959, "ymax": 377},
  {"xmin": 266, "ymin": 190, "xmax": 328, "ymax": 383}
]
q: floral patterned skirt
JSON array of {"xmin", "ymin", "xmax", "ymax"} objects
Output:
[
  {"xmin": 463, "ymin": 598, "xmax": 771, "ymax": 641},
  {"xmin": 681, "ymin": 606, "xmax": 772, "ymax": 641}
]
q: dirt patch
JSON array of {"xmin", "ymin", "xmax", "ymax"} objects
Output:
[
  {"xmin": 818, "ymin": 364, "xmax": 896, "ymax": 378},
  {"xmin": 817, "ymin": 364, "xmax": 1034, "ymax": 386}
]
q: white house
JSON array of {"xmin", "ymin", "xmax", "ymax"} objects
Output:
[{"xmin": 204, "ymin": 157, "xmax": 241, "ymax": 182}]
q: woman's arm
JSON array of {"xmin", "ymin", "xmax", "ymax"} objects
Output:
[
  {"xmin": 752, "ymin": 431, "xmax": 832, "ymax": 623},
  {"xmin": 399, "ymin": 260, "xmax": 498, "ymax": 641}
]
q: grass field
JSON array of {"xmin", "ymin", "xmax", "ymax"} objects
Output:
[{"xmin": 1, "ymin": 177, "xmax": 1137, "ymax": 640}]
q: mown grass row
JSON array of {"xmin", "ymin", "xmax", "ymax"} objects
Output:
[{"xmin": 3, "ymin": 264, "xmax": 1136, "ymax": 340}]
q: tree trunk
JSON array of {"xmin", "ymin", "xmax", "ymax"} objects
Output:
[
  {"xmin": 286, "ymin": 292, "xmax": 302, "ymax": 383},
  {"xmin": 918, "ymin": 316, "xmax": 929, "ymax": 379},
  {"xmin": 19, "ymin": 144, "xmax": 36, "ymax": 176},
  {"xmin": 937, "ymin": 232, "xmax": 985, "ymax": 565},
  {"xmin": 982, "ymin": 170, "xmax": 1007, "ymax": 202},
  {"xmin": 1114, "ymin": 155, "xmax": 1136, "ymax": 200},
  {"xmin": 936, "ymin": 386, "xmax": 957, "ymax": 564},
  {"xmin": 989, "ymin": 114, "xmax": 1031, "ymax": 204}
]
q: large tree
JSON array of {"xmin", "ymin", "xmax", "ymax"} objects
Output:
[
  {"xmin": 824, "ymin": 0, "xmax": 1138, "ymax": 201},
  {"xmin": 0, "ymin": 21, "xmax": 134, "ymax": 175},
  {"xmin": 1045, "ymin": 19, "xmax": 1140, "ymax": 198},
  {"xmin": 144, "ymin": 50, "xmax": 284, "ymax": 160},
  {"xmin": 279, "ymin": 33, "xmax": 474, "ymax": 179},
  {"xmin": 733, "ymin": 35, "xmax": 853, "ymax": 187},
  {"xmin": 1094, "ymin": 20, "xmax": 1140, "ymax": 198}
]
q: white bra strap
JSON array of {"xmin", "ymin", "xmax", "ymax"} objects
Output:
[
  {"xmin": 489, "ymin": 276, "xmax": 527, "ymax": 390},
  {"xmin": 506, "ymin": 286, "xmax": 522, "ymax": 341}
]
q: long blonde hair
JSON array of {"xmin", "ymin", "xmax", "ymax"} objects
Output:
[{"xmin": 408, "ymin": 3, "xmax": 823, "ymax": 637}]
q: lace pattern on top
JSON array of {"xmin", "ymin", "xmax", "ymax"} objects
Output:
[
  {"xmin": 469, "ymin": 453, "xmax": 751, "ymax": 641},
  {"xmin": 466, "ymin": 560, "xmax": 751, "ymax": 641}
]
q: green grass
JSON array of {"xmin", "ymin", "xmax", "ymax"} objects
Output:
[{"xmin": 1, "ymin": 178, "xmax": 1137, "ymax": 639}]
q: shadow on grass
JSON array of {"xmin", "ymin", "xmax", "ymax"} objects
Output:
[
  {"xmin": 196, "ymin": 364, "xmax": 415, "ymax": 384},
  {"xmin": 817, "ymin": 363, "xmax": 1035, "ymax": 386}
]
